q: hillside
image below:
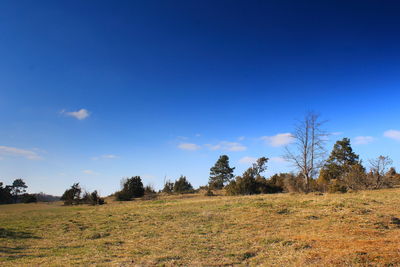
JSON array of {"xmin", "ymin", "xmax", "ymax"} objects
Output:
[{"xmin": 1, "ymin": 189, "xmax": 400, "ymax": 266}]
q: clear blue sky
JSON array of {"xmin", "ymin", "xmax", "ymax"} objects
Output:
[{"xmin": 1, "ymin": 0, "xmax": 400, "ymax": 196}]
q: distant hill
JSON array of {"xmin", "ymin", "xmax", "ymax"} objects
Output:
[{"xmin": 34, "ymin": 192, "xmax": 60, "ymax": 202}]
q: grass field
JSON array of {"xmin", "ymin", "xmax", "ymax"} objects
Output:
[{"xmin": 1, "ymin": 189, "xmax": 400, "ymax": 266}]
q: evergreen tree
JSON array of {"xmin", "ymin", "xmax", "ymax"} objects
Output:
[
  {"xmin": 116, "ymin": 176, "xmax": 145, "ymax": 200},
  {"xmin": 61, "ymin": 183, "xmax": 82, "ymax": 205},
  {"xmin": 11, "ymin": 179, "xmax": 28, "ymax": 203},
  {"xmin": 0, "ymin": 182, "xmax": 12, "ymax": 204},
  {"xmin": 319, "ymin": 138, "xmax": 363, "ymax": 183},
  {"xmin": 209, "ymin": 155, "xmax": 235, "ymax": 189},
  {"xmin": 173, "ymin": 176, "xmax": 193, "ymax": 193}
]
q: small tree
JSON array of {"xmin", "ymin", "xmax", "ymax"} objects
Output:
[
  {"xmin": 11, "ymin": 179, "xmax": 28, "ymax": 203},
  {"xmin": 162, "ymin": 180, "xmax": 174, "ymax": 193},
  {"xmin": 369, "ymin": 156, "xmax": 393, "ymax": 189},
  {"xmin": 209, "ymin": 155, "xmax": 235, "ymax": 189},
  {"xmin": 318, "ymin": 138, "xmax": 365, "ymax": 191},
  {"xmin": 115, "ymin": 176, "xmax": 145, "ymax": 201},
  {"xmin": 173, "ymin": 176, "xmax": 193, "ymax": 193},
  {"xmin": 0, "ymin": 182, "xmax": 13, "ymax": 204},
  {"xmin": 225, "ymin": 157, "xmax": 269, "ymax": 195},
  {"xmin": 61, "ymin": 183, "xmax": 82, "ymax": 205},
  {"xmin": 285, "ymin": 112, "xmax": 327, "ymax": 192}
]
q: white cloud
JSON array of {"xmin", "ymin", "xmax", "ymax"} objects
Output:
[
  {"xmin": 261, "ymin": 133, "xmax": 294, "ymax": 147},
  {"xmin": 239, "ymin": 156, "xmax": 257, "ymax": 164},
  {"xmin": 331, "ymin": 132, "xmax": 343, "ymax": 136},
  {"xmin": 207, "ymin": 141, "xmax": 247, "ymax": 152},
  {"xmin": 384, "ymin": 130, "xmax": 400, "ymax": 141},
  {"xmin": 82, "ymin": 170, "xmax": 98, "ymax": 175},
  {"xmin": 178, "ymin": 143, "xmax": 201, "ymax": 151},
  {"xmin": 354, "ymin": 136, "xmax": 375, "ymax": 145},
  {"xmin": 238, "ymin": 136, "xmax": 245, "ymax": 141},
  {"xmin": 61, "ymin": 108, "xmax": 90, "ymax": 120},
  {"xmin": 270, "ymin": 157, "xmax": 287, "ymax": 163},
  {"xmin": 92, "ymin": 154, "xmax": 118, "ymax": 160},
  {"xmin": 0, "ymin": 145, "xmax": 42, "ymax": 160}
]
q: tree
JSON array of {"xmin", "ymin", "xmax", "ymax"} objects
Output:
[
  {"xmin": 115, "ymin": 176, "xmax": 145, "ymax": 201},
  {"xmin": 209, "ymin": 155, "xmax": 235, "ymax": 189},
  {"xmin": 369, "ymin": 156, "xmax": 393, "ymax": 189},
  {"xmin": 318, "ymin": 138, "xmax": 365, "ymax": 191},
  {"xmin": 61, "ymin": 183, "xmax": 82, "ymax": 205},
  {"xmin": 173, "ymin": 176, "xmax": 193, "ymax": 193},
  {"xmin": 162, "ymin": 180, "xmax": 174, "ymax": 194},
  {"xmin": 10, "ymin": 179, "xmax": 28, "ymax": 203},
  {"xmin": 225, "ymin": 157, "xmax": 269, "ymax": 195},
  {"xmin": 0, "ymin": 182, "xmax": 12, "ymax": 204},
  {"xmin": 285, "ymin": 112, "xmax": 327, "ymax": 192}
]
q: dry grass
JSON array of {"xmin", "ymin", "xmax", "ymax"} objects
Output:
[{"xmin": 1, "ymin": 188, "xmax": 400, "ymax": 266}]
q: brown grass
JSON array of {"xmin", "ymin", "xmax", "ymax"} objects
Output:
[{"xmin": 1, "ymin": 188, "xmax": 400, "ymax": 266}]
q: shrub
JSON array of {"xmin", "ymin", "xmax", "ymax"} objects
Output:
[
  {"xmin": 61, "ymin": 183, "xmax": 82, "ymax": 205},
  {"xmin": 173, "ymin": 176, "xmax": 194, "ymax": 193},
  {"xmin": 162, "ymin": 180, "xmax": 174, "ymax": 194},
  {"xmin": 21, "ymin": 193, "xmax": 37, "ymax": 203},
  {"xmin": 115, "ymin": 176, "xmax": 145, "ymax": 201},
  {"xmin": 328, "ymin": 179, "xmax": 347, "ymax": 193}
]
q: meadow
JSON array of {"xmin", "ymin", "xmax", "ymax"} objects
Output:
[{"xmin": 1, "ymin": 189, "xmax": 400, "ymax": 266}]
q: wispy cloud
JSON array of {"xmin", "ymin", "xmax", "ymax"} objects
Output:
[
  {"xmin": 206, "ymin": 141, "xmax": 247, "ymax": 152},
  {"xmin": 0, "ymin": 145, "xmax": 42, "ymax": 160},
  {"xmin": 92, "ymin": 154, "xmax": 118, "ymax": 160},
  {"xmin": 238, "ymin": 136, "xmax": 245, "ymax": 141},
  {"xmin": 331, "ymin": 132, "xmax": 343, "ymax": 136},
  {"xmin": 239, "ymin": 156, "xmax": 257, "ymax": 164},
  {"xmin": 82, "ymin": 169, "xmax": 98, "ymax": 175},
  {"xmin": 354, "ymin": 136, "xmax": 375, "ymax": 145},
  {"xmin": 384, "ymin": 130, "xmax": 400, "ymax": 141},
  {"xmin": 261, "ymin": 133, "xmax": 294, "ymax": 147},
  {"xmin": 178, "ymin": 143, "xmax": 201, "ymax": 151},
  {"xmin": 61, "ymin": 108, "xmax": 90, "ymax": 120},
  {"xmin": 270, "ymin": 157, "xmax": 287, "ymax": 163}
]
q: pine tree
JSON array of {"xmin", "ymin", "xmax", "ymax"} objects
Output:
[
  {"xmin": 209, "ymin": 155, "xmax": 235, "ymax": 189},
  {"xmin": 319, "ymin": 138, "xmax": 362, "ymax": 183}
]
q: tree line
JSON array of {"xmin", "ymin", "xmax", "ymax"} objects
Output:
[
  {"xmin": 0, "ymin": 179, "xmax": 55, "ymax": 204},
  {"xmin": 2, "ymin": 112, "xmax": 399, "ymax": 205}
]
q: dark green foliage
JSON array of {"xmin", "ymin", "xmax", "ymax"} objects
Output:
[
  {"xmin": 0, "ymin": 182, "xmax": 13, "ymax": 204},
  {"xmin": 10, "ymin": 179, "xmax": 28, "ymax": 203},
  {"xmin": 144, "ymin": 185, "xmax": 156, "ymax": 195},
  {"xmin": 320, "ymin": 138, "xmax": 362, "ymax": 182},
  {"xmin": 225, "ymin": 157, "xmax": 271, "ymax": 195},
  {"xmin": 115, "ymin": 176, "xmax": 145, "ymax": 201},
  {"xmin": 85, "ymin": 190, "xmax": 105, "ymax": 205},
  {"xmin": 61, "ymin": 183, "xmax": 82, "ymax": 205},
  {"xmin": 21, "ymin": 193, "xmax": 37, "ymax": 203},
  {"xmin": 162, "ymin": 180, "xmax": 174, "ymax": 194},
  {"xmin": 209, "ymin": 155, "xmax": 235, "ymax": 189},
  {"xmin": 173, "ymin": 176, "xmax": 193, "ymax": 193}
]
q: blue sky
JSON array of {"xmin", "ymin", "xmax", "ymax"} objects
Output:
[{"xmin": 1, "ymin": 1, "xmax": 400, "ymax": 195}]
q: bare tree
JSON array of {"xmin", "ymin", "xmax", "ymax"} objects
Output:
[
  {"xmin": 284, "ymin": 112, "xmax": 327, "ymax": 192},
  {"xmin": 369, "ymin": 155, "xmax": 393, "ymax": 189}
]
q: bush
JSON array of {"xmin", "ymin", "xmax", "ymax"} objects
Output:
[
  {"xmin": 328, "ymin": 179, "xmax": 347, "ymax": 193},
  {"xmin": 162, "ymin": 181, "xmax": 174, "ymax": 194},
  {"xmin": 115, "ymin": 176, "xmax": 145, "ymax": 201},
  {"xmin": 204, "ymin": 188, "xmax": 215, "ymax": 196},
  {"xmin": 21, "ymin": 193, "xmax": 37, "ymax": 203},
  {"xmin": 173, "ymin": 176, "xmax": 194, "ymax": 193},
  {"xmin": 61, "ymin": 183, "xmax": 82, "ymax": 205},
  {"xmin": 225, "ymin": 157, "xmax": 282, "ymax": 196}
]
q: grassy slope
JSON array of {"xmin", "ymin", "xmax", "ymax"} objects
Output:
[{"xmin": 1, "ymin": 189, "xmax": 400, "ymax": 266}]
